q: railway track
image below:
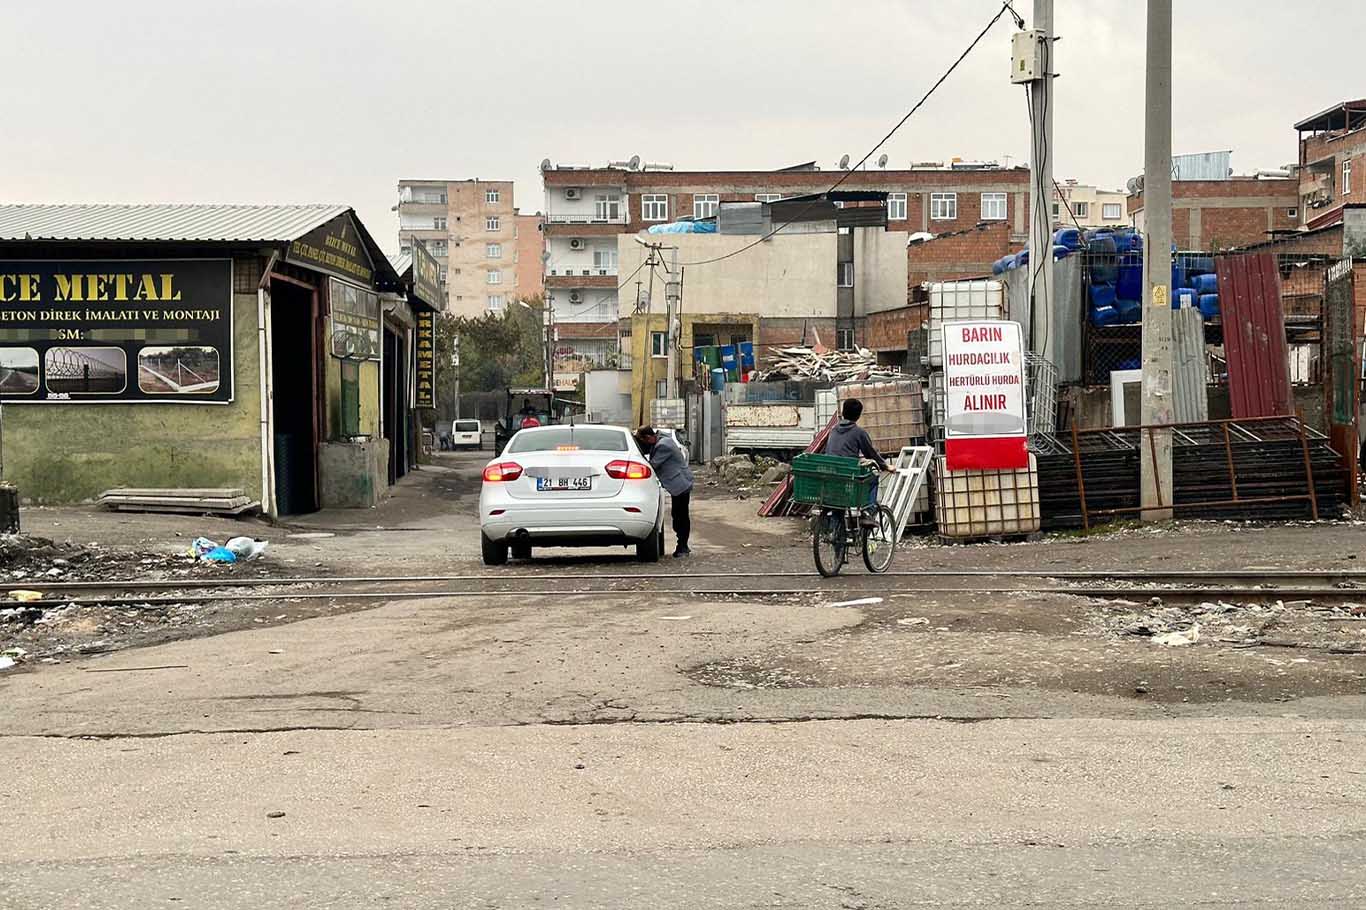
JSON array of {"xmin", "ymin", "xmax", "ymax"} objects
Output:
[{"xmin": 5, "ymin": 568, "xmax": 1366, "ymax": 608}]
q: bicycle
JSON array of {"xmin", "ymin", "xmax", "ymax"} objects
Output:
[{"xmin": 790, "ymin": 454, "xmax": 898, "ymax": 578}]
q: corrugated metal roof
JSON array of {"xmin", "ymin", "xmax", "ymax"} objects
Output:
[
  {"xmin": 388, "ymin": 250, "xmax": 413, "ymax": 276},
  {"xmin": 0, "ymin": 204, "xmax": 349, "ymax": 243}
]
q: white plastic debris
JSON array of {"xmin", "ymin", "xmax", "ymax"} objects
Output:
[
  {"xmin": 1152, "ymin": 624, "xmax": 1201, "ymax": 647},
  {"xmin": 225, "ymin": 537, "xmax": 269, "ymax": 561},
  {"xmin": 827, "ymin": 597, "xmax": 884, "ymax": 609}
]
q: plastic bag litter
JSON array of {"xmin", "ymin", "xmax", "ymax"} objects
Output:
[
  {"xmin": 1152, "ymin": 624, "xmax": 1200, "ymax": 647},
  {"xmin": 7, "ymin": 590, "xmax": 42, "ymax": 603},
  {"xmin": 202, "ymin": 546, "xmax": 238, "ymax": 563},
  {"xmin": 190, "ymin": 537, "xmax": 220, "ymax": 559},
  {"xmin": 225, "ymin": 537, "xmax": 268, "ymax": 561}
]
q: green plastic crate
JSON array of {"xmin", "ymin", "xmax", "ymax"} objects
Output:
[{"xmin": 792, "ymin": 455, "xmax": 876, "ymax": 509}]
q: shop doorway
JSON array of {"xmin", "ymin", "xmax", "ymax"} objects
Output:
[
  {"xmin": 270, "ymin": 278, "xmax": 320, "ymax": 514},
  {"xmin": 382, "ymin": 326, "xmax": 408, "ymax": 485}
]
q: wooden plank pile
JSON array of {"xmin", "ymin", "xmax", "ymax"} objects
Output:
[
  {"xmin": 98, "ymin": 488, "xmax": 260, "ymax": 516},
  {"xmin": 758, "ymin": 346, "xmax": 902, "ymax": 383}
]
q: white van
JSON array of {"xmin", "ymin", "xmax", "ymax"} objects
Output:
[{"xmin": 451, "ymin": 419, "xmax": 483, "ymax": 450}]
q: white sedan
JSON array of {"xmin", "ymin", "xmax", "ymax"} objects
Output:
[{"xmin": 478, "ymin": 424, "xmax": 666, "ymax": 565}]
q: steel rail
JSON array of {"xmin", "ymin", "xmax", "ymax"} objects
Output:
[
  {"xmin": 9, "ymin": 584, "xmax": 1366, "ymax": 610},
  {"xmin": 6, "ymin": 568, "xmax": 1366, "ymax": 593}
]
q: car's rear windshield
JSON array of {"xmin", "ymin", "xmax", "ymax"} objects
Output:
[
  {"xmin": 507, "ymin": 428, "xmax": 628, "ymax": 453},
  {"xmin": 455, "ymin": 420, "xmax": 480, "ymax": 432}
]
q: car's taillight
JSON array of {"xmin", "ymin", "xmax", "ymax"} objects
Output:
[
  {"xmin": 482, "ymin": 461, "xmax": 523, "ymax": 482},
  {"xmin": 605, "ymin": 459, "xmax": 652, "ymax": 480}
]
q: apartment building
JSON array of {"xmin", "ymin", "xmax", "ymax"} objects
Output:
[
  {"xmin": 1128, "ymin": 177, "xmax": 1298, "ymax": 250},
  {"xmin": 541, "ymin": 160, "xmax": 1031, "ymax": 358},
  {"xmin": 1296, "ymin": 99, "xmax": 1366, "ymax": 232},
  {"xmin": 396, "ymin": 179, "xmax": 518, "ymax": 318},
  {"xmin": 1053, "ymin": 180, "xmax": 1128, "ymax": 229},
  {"xmin": 514, "ymin": 211, "xmax": 545, "ymax": 300}
]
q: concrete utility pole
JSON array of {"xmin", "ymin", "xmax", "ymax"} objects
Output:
[
  {"xmin": 664, "ymin": 248, "xmax": 682, "ymax": 400},
  {"xmin": 1140, "ymin": 0, "xmax": 1174, "ymax": 520},
  {"xmin": 1026, "ymin": 0, "xmax": 1054, "ymax": 360}
]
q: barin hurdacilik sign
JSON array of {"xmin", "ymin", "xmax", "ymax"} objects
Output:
[
  {"xmin": 0, "ymin": 259, "xmax": 233, "ymax": 403},
  {"xmin": 941, "ymin": 319, "xmax": 1028, "ymax": 470}
]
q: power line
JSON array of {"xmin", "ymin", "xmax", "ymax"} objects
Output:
[{"xmin": 680, "ymin": 1, "xmax": 1021, "ymax": 268}]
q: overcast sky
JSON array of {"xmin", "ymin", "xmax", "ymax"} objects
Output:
[{"xmin": 5, "ymin": 1, "xmax": 1354, "ymax": 250}]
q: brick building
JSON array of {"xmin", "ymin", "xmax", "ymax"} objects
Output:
[
  {"xmin": 396, "ymin": 179, "xmax": 523, "ymax": 318},
  {"xmin": 1296, "ymin": 99, "xmax": 1366, "ymax": 242},
  {"xmin": 540, "ymin": 161, "xmax": 1030, "ymax": 359},
  {"xmin": 513, "ymin": 211, "xmax": 545, "ymax": 300},
  {"xmin": 1128, "ymin": 177, "xmax": 1300, "ymax": 251}
]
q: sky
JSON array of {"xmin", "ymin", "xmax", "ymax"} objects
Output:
[{"xmin": 4, "ymin": 0, "xmax": 1356, "ymax": 251}]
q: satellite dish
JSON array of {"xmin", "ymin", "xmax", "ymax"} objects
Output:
[
  {"xmin": 539, "ymin": 157, "xmax": 552, "ymax": 171},
  {"xmin": 838, "ymin": 154, "xmax": 851, "ymax": 170},
  {"xmin": 628, "ymin": 154, "xmax": 641, "ymax": 170},
  {"xmin": 877, "ymin": 154, "xmax": 889, "ymax": 169}
]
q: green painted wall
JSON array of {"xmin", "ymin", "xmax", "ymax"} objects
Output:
[
  {"xmin": 5, "ymin": 291, "xmax": 263, "ymax": 504},
  {"xmin": 322, "ymin": 321, "xmax": 381, "ymax": 440}
]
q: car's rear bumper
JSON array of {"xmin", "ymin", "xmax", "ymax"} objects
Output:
[{"xmin": 483, "ymin": 508, "xmax": 658, "ymax": 543}]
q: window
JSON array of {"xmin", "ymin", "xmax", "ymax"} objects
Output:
[
  {"xmin": 837, "ymin": 262, "xmax": 854, "ymax": 288},
  {"xmin": 485, "ymin": 188, "xmax": 500, "ymax": 204},
  {"xmin": 1288, "ymin": 207, "xmax": 1298, "ymax": 219},
  {"xmin": 1102, "ymin": 202, "xmax": 1123, "ymax": 220},
  {"xmin": 1072, "ymin": 201, "xmax": 1090, "ymax": 218},
  {"xmin": 693, "ymin": 194, "xmax": 719, "ymax": 219},
  {"xmin": 399, "ymin": 244, "xmax": 411, "ymax": 256},
  {"xmin": 930, "ymin": 193, "xmax": 957, "ymax": 220},
  {"xmin": 642, "ymin": 194, "xmax": 668, "ymax": 222},
  {"xmin": 438, "ymin": 266, "xmax": 447, "ymax": 282},
  {"xmin": 1051, "ymin": 201, "xmax": 1060, "ymax": 219},
  {"xmin": 836, "ymin": 328, "xmax": 855, "ymax": 350},
  {"xmin": 487, "ymin": 270, "xmax": 502, "ymax": 285},
  {"xmin": 594, "ymin": 193, "xmax": 621, "ymax": 221},
  {"xmin": 507, "ymin": 427, "xmax": 629, "ymax": 454},
  {"xmin": 430, "ymin": 239, "xmax": 448, "ymax": 255},
  {"xmin": 887, "ymin": 193, "xmax": 908, "ymax": 220},
  {"xmin": 487, "ymin": 294, "xmax": 504, "ymax": 311},
  {"xmin": 485, "ymin": 216, "xmax": 500, "ymax": 231},
  {"xmin": 593, "ymin": 249, "xmax": 618, "ymax": 272},
  {"xmin": 486, "ymin": 242, "xmax": 502, "ymax": 259},
  {"xmin": 755, "ymin": 193, "xmax": 782, "ymax": 203},
  {"xmin": 981, "ymin": 192, "xmax": 1008, "ymax": 221},
  {"xmin": 1344, "ymin": 159, "xmax": 1353, "ymax": 195},
  {"xmin": 650, "ymin": 331, "xmax": 668, "ymax": 357},
  {"xmin": 655, "ymin": 380, "xmax": 667, "ymax": 398},
  {"xmin": 434, "ymin": 216, "xmax": 447, "ymax": 231}
]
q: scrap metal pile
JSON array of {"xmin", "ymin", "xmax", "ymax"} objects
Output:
[
  {"xmin": 1031, "ymin": 416, "xmax": 1346, "ymax": 531},
  {"xmin": 757, "ymin": 346, "xmax": 902, "ymax": 383}
]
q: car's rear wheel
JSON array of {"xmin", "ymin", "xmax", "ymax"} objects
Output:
[
  {"xmin": 636, "ymin": 526, "xmax": 663, "ymax": 562},
  {"xmin": 481, "ymin": 534, "xmax": 508, "ymax": 566},
  {"xmin": 511, "ymin": 541, "xmax": 532, "ymax": 560}
]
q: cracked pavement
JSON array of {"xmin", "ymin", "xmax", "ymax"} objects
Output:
[{"xmin": 6, "ymin": 453, "xmax": 1366, "ymax": 907}]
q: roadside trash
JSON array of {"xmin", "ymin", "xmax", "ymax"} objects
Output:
[
  {"xmin": 0, "ymin": 646, "xmax": 26, "ymax": 671},
  {"xmin": 0, "ymin": 657, "xmax": 14, "ymax": 672},
  {"xmin": 897, "ymin": 616, "xmax": 931, "ymax": 626},
  {"xmin": 225, "ymin": 537, "xmax": 268, "ymax": 561},
  {"xmin": 827, "ymin": 597, "xmax": 884, "ymax": 609},
  {"xmin": 266, "ymin": 811, "xmax": 286, "ymax": 819},
  {"xmin": 8, "ymin": 590, "xmax": 42, "ymax": 603},
  {"xmin": 1152, "ymin": 624, "xmax": 1200, "ymax": 647},
  {"xmin": 190, "ymin": 537, "xmax": 219, "ymax": 559},
  {"xmin": 203, "ymin": 547, "xmax": 238, "ymax": 564}
]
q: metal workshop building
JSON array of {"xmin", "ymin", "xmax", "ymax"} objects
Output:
[{"xmin": 0, "ymin": 204, "xmax": 439, "ymax": 515}]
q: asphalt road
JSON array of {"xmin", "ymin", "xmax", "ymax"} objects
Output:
[{"xmin": 6, "ymin": 455, "xmax": 1366, "ymax": 907}]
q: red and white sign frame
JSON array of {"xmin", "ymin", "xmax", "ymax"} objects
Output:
[{"xmin": 941, "ymin": 319, "xmax": 1028, "ymax": 470}]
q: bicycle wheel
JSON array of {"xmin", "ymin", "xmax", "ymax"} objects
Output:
[
  {"xmin": 861, "ymin": 505, "xmax": 898, "ymax": 574},
  {"xmin": 812, "ymin": 508, "xmax": 847, "ymax": 578}
]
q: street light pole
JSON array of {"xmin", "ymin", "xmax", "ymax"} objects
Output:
[{"xmin": 1140, "ymin": 0, "xmax": 1174, "ymax": 520}]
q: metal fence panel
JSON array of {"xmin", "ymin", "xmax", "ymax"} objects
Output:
[{"xmin": 1216, "ymin": 253, "xmax": 1292, "ymax": 417}]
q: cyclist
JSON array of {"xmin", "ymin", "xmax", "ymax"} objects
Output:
[{"xmin": 826, "ymin": 398, "xmax": 891, "ymax": 518}]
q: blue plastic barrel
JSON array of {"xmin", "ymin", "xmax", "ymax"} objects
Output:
[
  {"xmin": 1116, "ymin": 299, "xmax": 1142, "ymax": 324},
  {"xmin": 1116, "ymin": 263, "xmax": 1143, "ymax": 301},
  {"xmin": 991, "ymin": 258, "xmax": 1006, "ymax": 276},
  {"xmin": 1090, "ymin": 305, "xmax": 1119, "ymax": 327},
  {"xmin": 1113, "ymin": 230, "xmax": 1141, "ymax": 253},
  {"xmin": 1198, "ymin": 294, "xmax": 1220, "ymax": 319},
  {"xmin": 1088, "ymin": 235, "xmax": 1119, "ymax": 284},
  {"xmin": 1193, "ymin": 273, "xmax": 1219, "ymax": 294},
  {"xmin": 1116, "ymin": 357, "xmax": 1142, "ymax": 372},
  {"xmin": 1053, "ymin": 244, "xmax": 1071, "ymax": 260},
  {"xmin": 710, "ymin": 368, "xmax": 725, "ymax": 392},
  {"xmin": 1089, "ymin": 283, "xmax": 1118, "ymax": 309},
  {"xmin": 1173, "ymin": 288, "xmax": 1198, "ymax": 309},
  {"xmin": 1053, "ymin": 227, "xmax": 1082, "ymax": 250}
]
